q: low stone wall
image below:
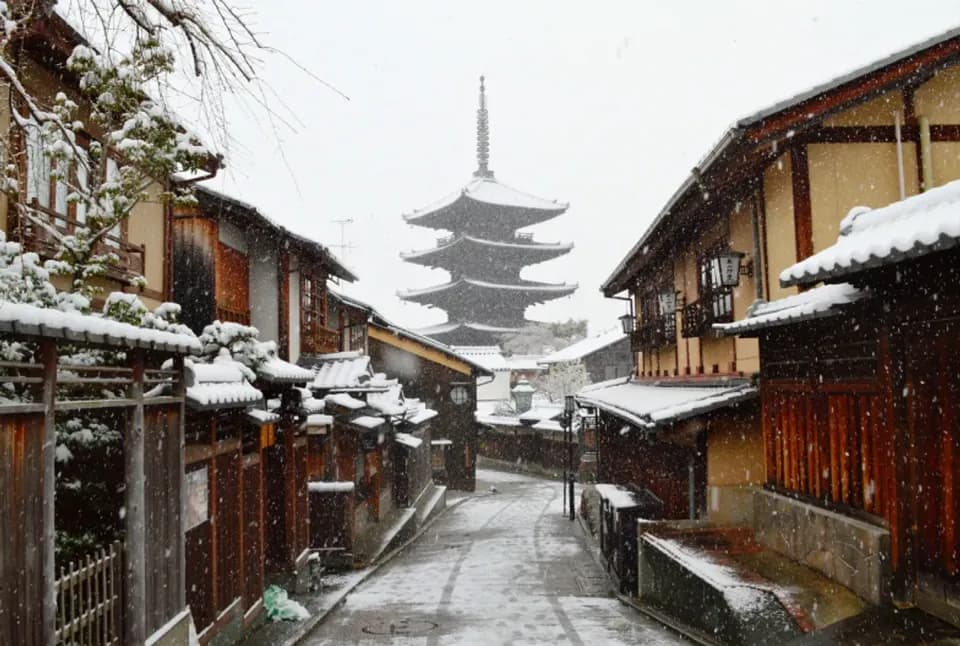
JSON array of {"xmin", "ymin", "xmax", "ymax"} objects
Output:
[{"xmin": 753, "ymin": 489, "xmax": 890, "ymax": 605}]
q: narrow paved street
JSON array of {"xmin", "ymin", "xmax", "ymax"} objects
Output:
[{"xmin": 303, "ymin": 469, "xmax": 689, "ymax": 645}]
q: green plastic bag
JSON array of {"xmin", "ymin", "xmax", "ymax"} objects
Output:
[{"xmin": 264, "ymin": 585, "xmax": 310, "ymax": 622}]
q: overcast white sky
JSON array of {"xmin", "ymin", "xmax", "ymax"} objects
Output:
[{"xmin": 206, "ymin": 1, "xmax": 958, "ymax": 336}]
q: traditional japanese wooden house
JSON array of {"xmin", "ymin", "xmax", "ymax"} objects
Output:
[
  {"xmin": 718, "ymin": 180, "xmax": 960, "ymax": 616},
  {"xmin": 596, "ymin": 26, "xmax": 960, "ymax": 537},
  {"xmin": 303, "ymin": 352, "xmax": 437, "ymax": 564},
  {"xmin": 326, "ymin": 290, "xmax": 493, "ymax": 491},
  {"xmin": 1, "ymin": 11, "xmax": 215, "ymax": 312}
]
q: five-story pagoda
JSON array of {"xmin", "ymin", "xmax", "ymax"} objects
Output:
[{"xmin": 399, "ymin": 77, "xmax": 576, "ymax": 346}]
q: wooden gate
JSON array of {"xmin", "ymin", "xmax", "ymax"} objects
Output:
[{"xmin": 54, "ymin": 542, "xmax": 123, "ymax": 646}]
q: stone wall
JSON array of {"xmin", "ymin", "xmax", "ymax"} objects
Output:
[{"xmin": 753, "ymin": 489, "xmax": 890, "ymax": 605}]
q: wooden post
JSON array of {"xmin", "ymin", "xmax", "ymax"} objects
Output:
[
  {"xmin": 174, "ymin": 355, "xmax": 187, "ymax": 609},
  {"xmin": 40, "ymin": 339, "xmax": 57, "ymax": 646},
  {"xmin": 125, "ymin": 349, "xmax": 147, "ymax": 645}
]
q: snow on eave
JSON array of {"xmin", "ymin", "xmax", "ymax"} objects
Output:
[
  {"xmin": 0, "ymin": 301, "xmax": 201, "ymax": 354},
  {"xmin": 257, "ymin": 357, "xmax": 314, "ymax": 384},
  {"xmin": 398, "ymin": 278, "xmax": 577, "ymax": 299},
  {"xmin": 715, "ymin": 283, "xmax": 868, "ymax": 336},
  {"xmin": 246, "ymin": 408, "xmax": 280, "ymax": 424},
  {"xmin": 350, "ymin": 415, "xmax": 386, "ymax": 430},
  {"xmin": 324, "ymin": 392, "xmax": 366, "ymax": 410},
  {"xmin": 539, "ymin": 328, "xmax": 628, "ymax": 365},
  {"xmin": 781, "ymin": 181, "xmax": 960, "ymax": 287},
  {"xmin": 400, "ymin": 235, "xmax": 574, "ymax": 261},
  {"xmin": 308, "ymin": 481, "xmax": 354, "ymax": 493},
  {"xmin": 187, "ymin": 382, "xmax": 263, "ymax": 410},
  {"xmin": 395, "ymin": 432, "xmax": 424, "ymax": 449},
  {"xmin": 403, "ymin": 176, "xmax": 568, "ymax": 224}
]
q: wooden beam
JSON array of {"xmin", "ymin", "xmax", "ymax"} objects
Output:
[
  {"xmin": 174, "ymin": 356, "xmax": 187, "ymax": 610},
  {"xmin": 790, "ymin": 145, "xmax": 814, "ymax": 262},
  {"xmin": 368, "ymin": 325, "xmax": 473, "ymax": 376},
  {"xmin": 40, "ymin": 339, "xmax": 56, "ymax": 646}
]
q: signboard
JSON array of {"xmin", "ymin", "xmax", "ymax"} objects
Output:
[{"xmin": 185, "ymin": 467, "xmax": 209, "ymax": 531}]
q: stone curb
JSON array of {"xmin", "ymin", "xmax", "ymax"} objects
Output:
[
  {"xmin": 574, "ymin": 506, "xmax": 721, "ymax": 646},
  {"xmin": 279, "ymin": 494, "xmax": 477, "ymax": 646}
]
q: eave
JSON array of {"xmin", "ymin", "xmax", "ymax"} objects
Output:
[
  {"xmin": 398, "ymin": 278, "xmax": 578, "ymax": 303},
  {"xmin": 401, "ymin": 235, "xmax": 573, "ymax": 268}
]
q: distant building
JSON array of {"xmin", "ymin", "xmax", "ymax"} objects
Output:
[
  {"xmin": 540, "ymin": 328, "xmax": 632, "ymax": 382},
  {"xmin": 399, "ymin": 77, "xmax": 576, "ymax": 345}
]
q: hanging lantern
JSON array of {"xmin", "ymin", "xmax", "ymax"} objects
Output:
[
  {"xmin": 564, "ymin": 394, "xmax": 576, "ymax": 417},
  {"xmin": 658, "ymin": 289, "xmax": 677, "ymax": 315},
  {"xmin": 618, "ymin": 312, "xmax": 636, "ymax": 334},
  {"xmin": 710, "ymin": 250, "xmax": 745, "ymax": 288}
]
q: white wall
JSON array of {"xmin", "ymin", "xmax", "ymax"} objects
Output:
[
  {"xmin": 478, "ymin": 369, "xmax": 511, "ymax": 402},
  {"xmin": 218, "ymin": 219, "xmax": 248, "ymax": 253},
  {"xmin": 288, "ymin": 266, "xmax": 300, "ymax": 362},
  {"xmin": 249, "ymin": 242, "xmax": 279, "ymax": 343}
]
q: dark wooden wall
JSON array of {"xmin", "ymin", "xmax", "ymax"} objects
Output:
[
  {"xmin": 595, "ymin": 412, "xmax": 702, "ymax": 519},
  {"xmin": 479, "ymin": 425, "xmax": 571, "ymax": 473},
  {"xmin": 172, "ymin": 209, "xmax": 217, "ymax": 335},
  {"xmin": 0, "ymin": 413, "xmax": 45, "ymax": 646},
  {"xmin": 583, "ymin": 337, "xmax": 633, "ymax": 382}
]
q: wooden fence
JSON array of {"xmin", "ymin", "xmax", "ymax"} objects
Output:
[{"xmin": 54, "ymin": 542, "xmax": 123, "ymax": 646}]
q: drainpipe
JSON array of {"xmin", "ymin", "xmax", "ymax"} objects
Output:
[
  {"xmin": 919, "ymin": 116, "xmax": 934, "ymax": 191},
  {"xmin": 688, "ymin": 455, "xmax": 696, "ymax": 520},
  {"xmin": 750, "ymin": 193, "xmax": 764, "ymax": 301},
  {"xmin": 894, "ymin": 111, "xmax": 907, "ymax": 200}
]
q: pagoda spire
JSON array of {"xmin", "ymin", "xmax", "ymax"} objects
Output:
[{"xmin": 474, "ymin": 75, "xmax": 493, "ymax": 178}]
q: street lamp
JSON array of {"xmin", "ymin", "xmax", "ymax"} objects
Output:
[
  {"xmin": 618, "ymin": 312, "xmax": 636, "ymax": 334},
  {"xmin": 710, "ymin": 250, "xmax": 747, "ymax": 288},
  {"xmin": 564, "ymin": 395, "xmax": 576, "ymax": 521}
]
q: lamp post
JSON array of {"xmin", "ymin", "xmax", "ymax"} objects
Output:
[{"xmin": 564, "ymin": 394, "xmax": 576, "ymax": 520}]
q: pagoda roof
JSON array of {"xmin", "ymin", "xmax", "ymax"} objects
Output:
[
  {"xmin": 401, "ymin": 234, "xmax": 573, "ymax": 268},
  {"xmin": 403, "ymin": 177, "xmax": 568, "ymax": 231},
  {"xmin": 398, "ymin": 277, "xmax": 578, "ymax": 304},
  {"xmin": 417, "ymin": 321, "xmax": 523, "ymax": 336}
]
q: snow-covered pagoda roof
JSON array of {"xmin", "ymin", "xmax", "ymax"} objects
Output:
[
  {"xmin": 400, "ymin": 234, "xmax": 573, "ymax": 269},
  {"xmin": 403, "ymin": 177, "xmax": 568, "ymax": 232},
  {"xmin": 714, "ymin": 283, "xmax": 869, "ymax": 337},
  {"xmin": 781, "ymin": 181, "xmax": 960, "ymax": 287},
  {"xmin": 186, "ymin": 359, "xmax": 263, "ymax": 410},
  {"xmin": 399, "ymin": 278, "xmax": 577, "ymax": 303},
  {"xmin": 576, "ymin": 378, "xmax": 757, "ymax": 430},
  {"xmin": 539, "ymin": 328, "xmax": 627, "ymax": 365},
  {"xmin": 0, "ymin": 301, "xmax": 201, "ymax": 354},
  {"xmin": 418, "ymin": 321, "xmax": 521, "ymax": 336}
]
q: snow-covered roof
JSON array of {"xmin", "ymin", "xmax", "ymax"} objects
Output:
[
  {"xmin": 532, "ymin": 419, "xmax": 563, "ymax": 433},
  {"xmin": 304, "ymin": 413, "xmax": 333, "ymax": 427},
  {"xmin": 715, "ymin": 283, "xmax": 868, "ymax": 336},
  {"xmin": 507, "ymin": 354, "xmax": 546, "ymax": 372},
  {"xmin": 309, "ymin": 352, "xmax": 391, "ymax": 392},
  {"xmin": 477, "ymin": 413, "xmax": 523, "ymax": 427},
  {"xmin": 257, "ymin": 357, "xmax": 314, "ymax": 384},
  {"xmin": 781, "ymin": 181, "xmax": 960, "ymax": 287},
  {"xmin": 406, "ymin": 407, "xmax": 438, "ymax": 426},
  {"xmin": 404, "ymin": 176, "xmax": 568, "ymax": 224},
  {"xmin": 0, "ymin": 301, "xmax": 200, "ymax": 353},
  {"xmin": 395, "ymin": 432, "xmax": 424, "ymax": 449},
  {"xmin": 450, "ymin": 345, "xmax": 510, "ymax": 371},
  {"xmin": 401, "ymin": 234, "xmax": 573, "ymax": 262},
  {"xmin": 595, "ymin": 483, "xmax": 649, "ymax": 509},
  {"xmin": 576, "ymin": 378, "xmax": 757, "ymax": 430},
  {"xmin": 417, "ymin": 321, "xmax": 522, "ymax": 336},
  {"xmin": 399, "ymin": 277, "xmax": 577, "ymax": 300},
  {"xmin": 350, "ymin": 415, "xmax": 386, "ymax": 430},
  {"xmin": 540, "ymin": 328, "xmax": 628, "ymax": 365},
  {"xmin": 246, "ymin": 408, "xmax": 279, "ymax": 425},
  {"xmin": 519, "ymin": 405, "xmax": 562, "ymax": 423},
  {"xmin": 324, "ymin": 392, "xmax": 366, "ymax": 410},
  {"xmin": 186, "ymin": 360, "xmax": 263, "ymax": 410},
  {"xmin": 431, "ymin": 439, "xmax": 453, "ymax": 446}
]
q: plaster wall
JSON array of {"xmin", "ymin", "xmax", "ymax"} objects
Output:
[
  {"xmin": 808, "ymin": 142, "xmax": 919, "ymax": 253},
  {"xmin": 250, "ymin": 242, "xmax": 279, "ymax": 343},
  {"xmin": 822, "ymin": 90, "xmax": 904, "ymax": 126},
  {"xmin": 762, "ymin": 153, "xmax": 798, "ymax": 302}
]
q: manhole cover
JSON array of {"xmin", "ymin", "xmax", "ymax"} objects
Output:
[{"xmin": 362, "ymin": 618, "xmax": 438, "ymax": 636}]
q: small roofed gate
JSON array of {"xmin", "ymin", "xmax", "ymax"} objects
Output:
[{"xmin": 0, "ymin": 303, "xmax": 197, "ymax": 646}]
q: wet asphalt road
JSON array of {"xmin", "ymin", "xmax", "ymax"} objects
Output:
[{"xmin": 301, "ymin": 469, "xmax": 689, "ymax": 645}]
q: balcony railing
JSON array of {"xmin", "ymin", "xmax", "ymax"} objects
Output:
[
  {"xmin": 630, "ymin": 315, "xmax": 676, "ymax": 352},
  {"xmin": 681, "ymin": 296, "xmax": 733, "ymax": 338},
  {"xmin": 13, "ymin": 200, "xmax": 145, "ymax": 284},
  {"xmin": 216, "ymin": 305, "xmax": 250, "ymax": 326}
]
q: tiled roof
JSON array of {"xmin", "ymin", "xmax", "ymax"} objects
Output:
[{"xmin": 714, "ymin": 283, "xmax": 868, "ymax": 336}]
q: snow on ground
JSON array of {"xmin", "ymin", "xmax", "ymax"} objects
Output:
[{"xmin": 301, "ymin": 469, "xmax": 689, "ymax": 645}]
